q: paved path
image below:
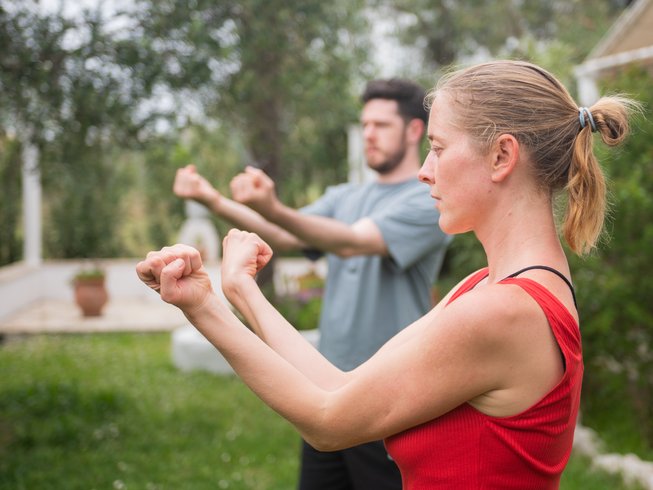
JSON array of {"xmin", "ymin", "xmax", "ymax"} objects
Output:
[{"xmin": 0, "ymin": 297, "xmax": 187, "ymax": 334}]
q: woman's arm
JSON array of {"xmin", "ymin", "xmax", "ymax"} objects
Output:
[
  {"xmin": 137, "ymin": 234, "xmax": 560, "ymax": 452},
  {"xmin": 221, "ymin": 266, "xmax": 348, "ymax": 390},
  {"xmin": 192, "ymin": 284, "xmax": 513, "ymax": 451}
]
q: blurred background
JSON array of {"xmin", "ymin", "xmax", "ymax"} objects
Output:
[{"xmin": 1, "ymin": 0, "xmax": 652, "ymax": 488}]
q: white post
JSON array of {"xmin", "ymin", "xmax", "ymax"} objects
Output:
[
  {"xmin": 347, "ymin": 124, "xmax": 374, "ymax": 184},
  {"xmin": 575, "ymin": 69, "xmax": 601, "ymax": 107},
  {"xmin": 177, "ymin": 200, "xmax": 220, "ymax": 262},
  {"xmin": 22, "ymin": 139, "xmax": 42, "ymax": 267}
]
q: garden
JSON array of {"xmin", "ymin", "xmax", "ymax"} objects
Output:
[{"xmin": 1, "ymin": 1, "xmax": 652, "ymax": 488}]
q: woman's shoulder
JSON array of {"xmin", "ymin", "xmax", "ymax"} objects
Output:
[{"xmin": 440, "ymin": 278, "xmax": 547, "ymax": 346}]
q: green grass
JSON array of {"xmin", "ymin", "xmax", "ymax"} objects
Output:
[
  {"xmin": 0, "ymin": 333, "xmax": 299, "ymax": 490},
  {"xmin": 0, "ymin": 333, "xmax": 644, "ymax": 489}
]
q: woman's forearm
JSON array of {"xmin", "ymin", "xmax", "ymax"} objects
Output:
[
  {"xmin": 224, "ymin": 278, "xmax": 348, "ymax": 390},
  {"xmin": 183, "ymin": 294, "xmax": 339, "ymax": 445}
]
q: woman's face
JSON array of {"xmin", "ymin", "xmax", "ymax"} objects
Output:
[{"xmin": 418, "ymin": 93, "xmax": 493, "ymax": 235}]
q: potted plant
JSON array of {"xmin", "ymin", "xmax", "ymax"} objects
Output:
[{"xmin": 72, "ymin": 265, "xmax": 108, "ymax": 317}]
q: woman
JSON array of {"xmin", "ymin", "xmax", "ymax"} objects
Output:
[{"xmin": 137, "ymin": 60, "xmax": 637, "ymax": 488}]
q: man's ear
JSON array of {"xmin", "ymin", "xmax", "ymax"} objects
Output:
[
  {"xmin": 406, "ymin": 118, "xmax": 426, "ymax": 145},
  {"xmin": 491, "ymin": 134, "xmax": 519, "ymax": 183}
]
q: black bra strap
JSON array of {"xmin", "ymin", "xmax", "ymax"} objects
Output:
[{"xmin": 506, "ymin": 265, "xmax": 577, "ymax": 308}]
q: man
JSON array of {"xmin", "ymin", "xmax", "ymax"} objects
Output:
[{"xmin": 173, "ymin": 78, "xmax": 451, "ymax": 490}]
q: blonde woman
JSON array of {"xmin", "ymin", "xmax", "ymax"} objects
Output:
[{"xmin": 138, "ymin": 60, "xmax": 637, "ymax": 489}]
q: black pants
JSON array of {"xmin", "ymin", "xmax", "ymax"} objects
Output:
[{"xmin": 298, "ymin": 439, "xmax": 402, "ymax": 490}]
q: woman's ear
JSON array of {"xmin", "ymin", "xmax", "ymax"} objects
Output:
[{"xmin": 491, "ymin": 134, "xmax": 519, "ymax": 183}]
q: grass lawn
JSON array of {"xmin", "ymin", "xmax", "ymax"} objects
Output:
[{"xmin": 0, "ymin": 333, "xmax": 640, "ymax": 489}]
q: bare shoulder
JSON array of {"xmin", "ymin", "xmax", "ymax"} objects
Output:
[
  {"xmin": 430, "ymin": 269, "xmax": 487, "ymax": 315},
  {"xmin": 433, "ymin": 282, "xmax": 565, "ymax": 416},
  {"xmin": 434, "ymin": 281, "xmax": 544, "ymax": 343},
  {"xmin": 430, "ymin": 282, "xmax": 558, "ymax": 386}
]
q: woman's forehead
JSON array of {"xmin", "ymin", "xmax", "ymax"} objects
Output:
[{"xmin": 427, "ymin": 94, "xmax": 456, "ymax": 138}]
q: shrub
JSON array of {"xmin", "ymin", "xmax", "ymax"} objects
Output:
[{"xmin": 569, "ymin": 66, "xmax": 653, "ymax": 451}]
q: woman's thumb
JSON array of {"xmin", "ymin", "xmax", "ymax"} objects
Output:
[{"xmin": 160, "ymin": 258, "xmax": 186, "ymax": 302}]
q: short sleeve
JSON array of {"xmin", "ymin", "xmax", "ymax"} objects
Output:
[
  {"xmin": 371, "ymin": 184, "xmax": 450, "ymax": 271},
  {"xmin": 299, "ymin": 183, "xmax": 354, "ymax": 218},
  {"xmin": 298, "ymin": 183, "xmax": 355, "ymax": 261}
]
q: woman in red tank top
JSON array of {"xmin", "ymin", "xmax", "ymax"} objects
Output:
[{"xmin": 136, "ymin": 61, "xmax": 638, "ymax": 489}]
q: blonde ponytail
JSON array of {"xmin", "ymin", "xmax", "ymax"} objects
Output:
[{"xmin": 564, "ymin": 97, "xmax": 638, "ymax": 254}]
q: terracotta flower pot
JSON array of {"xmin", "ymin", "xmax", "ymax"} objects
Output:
[{"xmin": 74, "ymin": 277, "xmax": 109, "ymax": 317}]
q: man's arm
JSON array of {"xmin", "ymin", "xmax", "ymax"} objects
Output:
[
  {"xmin": 173, "ymin": 165, "xmax": 306, "ymax": 252},
  {"xmin": 230, "ymin": 167, "xmax": 388, "ymax": 257}
]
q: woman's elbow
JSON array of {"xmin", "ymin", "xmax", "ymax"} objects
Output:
[
  {"xmin": 300, "ymin": 404, "xmax": 360, "ymax": 452},
  {"xmin": 302, "ymin": 430, "xmax": 352, "ymax": 452}
]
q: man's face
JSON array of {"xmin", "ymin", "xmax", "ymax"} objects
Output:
[{"xmin": 360, "ymin": 99, "xmax": 408, "ymax": 175}]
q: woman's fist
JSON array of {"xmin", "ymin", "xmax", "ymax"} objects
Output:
[
  {"xmin": 136, "ymin": 244, "xmax": 213, "ymax": 313},
  {"xmin": 221, "ymin": 229, "xmax": 273, "ymax": 294}
]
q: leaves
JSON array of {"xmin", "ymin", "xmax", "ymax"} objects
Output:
[
  {"xmin": 371, "ymin": 0, "xmax": 625, "ymax": 74},
  {"xmin": 568, "ymin": 67, "xmax": 653, "ymax": 447}
]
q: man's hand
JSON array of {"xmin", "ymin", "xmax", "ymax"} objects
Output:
[
  {"xmin": 221, "ymin": 229, "xmax": 273, "ymax": 296},
  {"xmin": 173, "ymin": 164, "xmax": 221, "ymax": 207},
  {"xmin": 136, "ymin": 244, "xmax": 214, "ymax": 314},
  {"xmin": 230, "ymin": 166, "xmax": 277, "ymax": 215}
]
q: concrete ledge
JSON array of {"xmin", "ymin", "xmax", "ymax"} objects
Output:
[
  {"xmin": 172, "ymin": 324, "xmax": 235, "ymax": 375},
  {"xmin": 171, "ymin": 324, "xmax": 321, "ymax": 376},
  {"xmin": 0, "ymin": 298, "xmax": 187, "ymax": 334},
  {"xmin": 0, "ymin": 259, "xmax": 223, "ymax": 333},
  {"xmin": 0, "ymin": 258, "xmax": 323, "ymax": 324}
]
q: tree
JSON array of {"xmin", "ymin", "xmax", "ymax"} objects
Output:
[
  {"xmin": 570, "ymin": 67, "xmax": 653, "ymax": 449},
  {"xmin": 0, "ymin": 131, "xmax": 22, "ymax": 265},
  {"xmin": 134, "ymin": 0, "xmax": 369, "ymax": 201},
  {"xmin": 1, "ymin": 0, "xmax": 371, "ymax": 268},
  {"xmin": 370, "ymin": 0, "xmax": 628, "ymax": 73},
  {"xmin": 0, "ymin": 1, "xmax": 169, "ymax": 259},
  {"xmin": 132, "ymin": 0, "xmax": 370, "ymax": 287}
]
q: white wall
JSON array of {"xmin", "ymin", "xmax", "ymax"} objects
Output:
[
  {"xmin": 0, "ymin": 259, "xmax": 220, "ymax": 321},
  {"xmin": 0, "ymin": 257, "xmax": 323, "ymax": 321}
]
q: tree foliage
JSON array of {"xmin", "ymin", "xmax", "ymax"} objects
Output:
[
  {"xmin": 0, "ymin": 0, "xmax": 169, "ymax": 258},
  {"xmin": 371, "ymin": 0, "xmax": 627, "ymax": 72},
  {"xmin": 0, "ymin": 0, "xmax": 370, "ymax": 262},
  {"xmin": 125, "ymin": 0, "xmax": 370, "ymax": 289},
  {"xmin": 132, "ymin": 0, "xmax": 370, "ymax": 204},
  {"xmin": 569, "ymin": 67, "xmax": 653, "ymax": 450},
  {"xmin": 0, "ymin": 131, "xmax": 22, "ymax": 265}
]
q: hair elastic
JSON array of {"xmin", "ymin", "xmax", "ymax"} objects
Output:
[{"xmin": 578, "ymin": 107, "xmax": 597, "ymax": 132}]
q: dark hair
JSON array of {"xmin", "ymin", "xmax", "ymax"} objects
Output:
[{"xmin": 361, "ymin": 78, "xmax": 428, "ymax": 124}]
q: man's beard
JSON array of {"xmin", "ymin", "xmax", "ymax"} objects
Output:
[{"xmin": 367, "ymin": 144, "xmax": 407, "ymax": 175}]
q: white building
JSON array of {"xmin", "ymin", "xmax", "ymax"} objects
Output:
[{"xmin": 575, "ymin": 0, "xmax": 653, "ymax": 105}]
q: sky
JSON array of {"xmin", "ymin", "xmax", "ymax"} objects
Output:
[
  {"xmin": 35, "ymin": 0, "xmax": 419, "ymax": 78},
  {"xmin": 38, "ymin": 0, "xmax": 126, "ymax": 17}
]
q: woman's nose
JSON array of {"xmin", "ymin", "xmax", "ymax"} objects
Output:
[{"xmin": 418, "ymin": 157, "xmax": 434, "ymax": 184}]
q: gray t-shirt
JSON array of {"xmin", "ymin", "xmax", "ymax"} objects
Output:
[{"xmin": 301, "ymin": 178, "xmax": 451, "ymax": 370}]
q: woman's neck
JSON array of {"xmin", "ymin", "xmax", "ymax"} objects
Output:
[{"xmin": 476, "ymin": 193, "xmax": 567, "ymax": 284}]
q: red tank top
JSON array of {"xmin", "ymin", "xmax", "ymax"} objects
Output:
[{"xmin": 385, "ymin": 268, "xmax": 583, "ymax": 489}]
